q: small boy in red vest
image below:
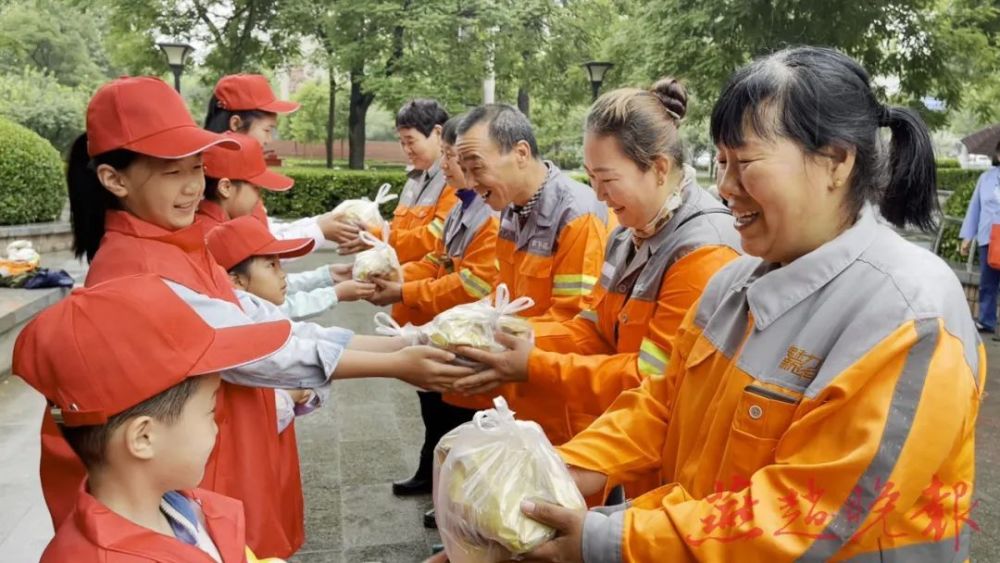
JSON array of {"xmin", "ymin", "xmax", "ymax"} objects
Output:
[{"xmin": 14, "ymin": 274, "xmax": 291, "ymax": 562}]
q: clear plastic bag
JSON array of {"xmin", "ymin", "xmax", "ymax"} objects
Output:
[
  {"xmin": 424, "ymin": 284, "xmax": 534, "ymax": 355},
  {"xmin": 373, "ymin": 311, "xmax": 428, "ymax": 346},
  {"xmin": 330, "ymin": 183, "xmax": 397, "ymax": 227},
  {"xmin": 434, "ymin": 397, "xmax": 586, "ymax": 562},
  {"xmin": 351, "ymin": 226, "xmax": 402, "ymax": 282}
]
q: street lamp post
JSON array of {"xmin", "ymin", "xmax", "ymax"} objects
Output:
[
  {"xmin": 157, "ymin": 42, "xmax": 194, "ymax": 93},
  {"xmin": 582, "ymin": 61, "xmax": 614, "ymax": 102}
]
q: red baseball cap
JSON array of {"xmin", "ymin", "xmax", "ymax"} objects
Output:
[
  {"xmin": 207, "ymin": 215, "xmax": 315, "ymax": 271},
  {"xmin": 87, "ymin": 76, "xmax": 240, "ymax": 158},
  {"xmin": 213, "ymin": 74, "xmax": 300, "ymax": 113},
  {"xmin": 12, "ymin": 274, "xmax": 291, "ymax": 427},
  {"xmin": 203, "ymin": 133, "xmax": 294, "ymax": 191}
]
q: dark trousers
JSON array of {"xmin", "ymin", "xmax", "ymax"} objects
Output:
[
  {"xmin": 979, "ymin": 245, "xmax": 1000, "ymax": 331},
  {"xmin": 412, "ymin": 391, "xmax": 477, "ymax": 480}
]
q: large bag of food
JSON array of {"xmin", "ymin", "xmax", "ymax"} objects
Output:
[
  {"xmin": 434, "ymin": 397, "xmax": 586, "ymax": 562},
  {"xmin": 424, "ymin": 284, "xmax": 534, "ymax": 355},
  {"xmin": 330, "ymin": 182, "xmax": 397, "ymax": 228},
  {"xmin": 351, "ymin": 226, "xmax": 401, "ymax": 282}
]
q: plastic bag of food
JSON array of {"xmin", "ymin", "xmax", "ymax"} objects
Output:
[
  {"xmin": 373, "ymin": 311, "xmax": 428, "ymax": 346},
  {"xmin": 425, "ymin": 284, "xmax": 534, "ymax": 356},
  {"xmin": 351, "ymin": 226, "xmax": 401, "ymax": 282},
  {"xmin": 330, "ymin": 183, "xmax": 397, "ymax": 228},
  {"xmin": 434, "ymin": 396, "xmax": 586, "ymax": 562},
  {"xmin": 0, "ymin": 240, "xmax": 41, "ymax": 278}
]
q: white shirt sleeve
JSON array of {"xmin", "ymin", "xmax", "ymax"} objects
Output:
[
  {"xmin": 287, "ymin": 264, "xmax": 335, "ymax": 293},
  {"xmin": 281, "ymin": 287, "xmax": 338, "ymax": 320},
  {"xmin": 267, "ymin": 214, "xmax": 326, "ymax": 254},
  {"xmin": 165, "ymin": 282, "xmax": 350, "ymax": 390}
]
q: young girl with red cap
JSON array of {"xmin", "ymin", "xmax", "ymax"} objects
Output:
[
  {"xmin": 197, "ymin": 133, "xmax": 375, "ymax": 320},
  {"xmin": 59, "ymin": 76, "xmax": 474, "ymax": 558},
  {"xmin": 205, "ymin": 73, "xmax": 358, "ymax": 248}
]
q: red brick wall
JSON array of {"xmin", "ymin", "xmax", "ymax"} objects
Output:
[{"xmin": 269, "ymin": 140, "xmax": 407, "ymax": 164}]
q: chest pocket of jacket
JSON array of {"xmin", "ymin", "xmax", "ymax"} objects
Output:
[
  {"xmin": 506, "ymin": 253, "xmax": 553, "ymax": 316},
  {"xmin": 720, "ymin": 385, "xmax": 798, "ymax": 481},
  {"xmin": 393, "ymin": 205, "xmax": 430, "ymax": 230}
]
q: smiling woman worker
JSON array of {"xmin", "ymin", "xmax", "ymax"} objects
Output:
[
  {"xmin": 516, "ymin": 47, "xmax": 985, "ymax": 562},
  {"xmin": 456, "ymin": 79, "xmax": 741, "ymax": 459}
]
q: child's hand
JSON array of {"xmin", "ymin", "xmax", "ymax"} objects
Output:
[
  {"xmin": 318, "ymin": 213, "xmax": 361, "ymax": 244},
  {"xmin": 395, "ymin": 346, "xmax": 477, "ymax": 393},
  {"xmin": 337, "ymin": 234, "xmax": 373, "ymax": 256},
  {"xmin": 335, "ymin": 280, "xmax": 377, "ymax": 302},
  {"xmin": 329, "ymin": 262, "xmax": 353, "ymax": 283},
  {"xmin": 283, "ymin": 389, "xmax": 313, "ymax": 404},
  {"xmin": 368, "ymin": 277, "xmax": 403, "ymax": 306}
]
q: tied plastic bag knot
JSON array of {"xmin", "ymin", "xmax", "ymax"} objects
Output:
[
  {"xmin": 330, "ymin": 183, "xmax": 398, "ymax": 228},
  {"xmin": 433, "ymin": 397, "xmax": 586, "ymax": 562},
  {"xmin": 423, "ymin": 284, "xmax": 535, "ymax": 364},
  {"xmin": 491, "ymin": 284, "xmax": 534, "ymax": 325},
  {"xmin": 472, "ymin": 396, "xmax": 516, "ymax": 432},
  {"xmin": 372, "ymin": 311, "xmax": 426, "ymax": 346},
  {"xmin": 352, "ymin": 223, "xmax": 402, "ymax": 282}
]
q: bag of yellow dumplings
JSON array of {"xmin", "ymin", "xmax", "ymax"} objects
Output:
[
  {"xmin": 424, "ymin": 284, "xmax": 534, "ymax": 365},
  {"xmin": 433, "ymin": 397, "xmax": 586, "ymax": 562},
  {"xmin": 351, "ymin": 225, "xmax": 401, "ymax": 282},
  {"xmin": 330, "ymin": 182, "xmax": 397, "ymax": 229}
]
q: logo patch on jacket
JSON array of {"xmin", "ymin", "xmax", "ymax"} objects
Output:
[{"xmin": 779, "ymin": 346, "xmax": 822, "ymax": 380}]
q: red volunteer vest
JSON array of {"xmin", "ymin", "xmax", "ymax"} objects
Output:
[
  {"xmin": 42, "ymin": 487, "xmax": 247, "ymax": 562},
  {"xmin": 194, "ymin": 199, "xmax": 229, "ymax": 239},
  {"xmin": 38, "ymin": 210, "xmax": 304, "ymax": 558}
]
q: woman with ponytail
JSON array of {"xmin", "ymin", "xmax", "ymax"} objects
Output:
[
  {"xmin": 56, "ymin": 77, "xmax": 473, "ymax": 559},
  {"xmin": 513, "ymin": 47, "xmax": 983, "ymax": 562},
  {"xmin": 453, "ymin": 79, "xmax": 741, "ymax": 500}
]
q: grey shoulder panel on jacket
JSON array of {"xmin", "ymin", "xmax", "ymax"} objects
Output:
[{"xmin": 549, "ymin": 171, "xmax": 609, "ymax": 231}]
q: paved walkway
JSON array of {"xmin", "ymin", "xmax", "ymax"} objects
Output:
[{"xmin": 1, "ymin": 247, "xmax": 999, "ymax": 561}]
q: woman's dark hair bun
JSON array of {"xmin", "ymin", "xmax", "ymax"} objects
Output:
[{"xmin": 650, "ymin": 77, "xmax": 688, "ymax": 121}]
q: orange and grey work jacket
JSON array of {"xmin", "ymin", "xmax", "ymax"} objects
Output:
[
  {"xmin": 485, "ymin": 162, "xmax": 609, "ymax": 427},
  {"xmin": 527, "ymin": 178, "xmax": 741, "ymax": 451},
  {"xmin": 558, "ymin": 207, "xmax": 985, "ymax": 562},
  {"xmin": 372, "ymin": 159, "xmax": 458, "ymax": 265},
  {"xmin": 395, "ymin": 190, "xmax": 499, "ymax": 327},
  {"xmin": 494, "ymin": 162, "xmax": 609, "ymax": 322}
]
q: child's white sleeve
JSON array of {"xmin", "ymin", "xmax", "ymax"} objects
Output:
[
  {"xmin": 275, "ymin": 390, "xmax": 296, "ymax": 433},
  {"xmin": 281, "ymin": 287, "xmax": 338, "ymax": 320},
  {"xmin": 287, "ymin": 265, "xmax": 335, "ymax": 293},
  {"xmin": 268, "ymin": 215, "xmax": 326, "ymax": 252}
]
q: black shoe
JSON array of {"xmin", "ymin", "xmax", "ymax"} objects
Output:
[
  {"xmin": 424, "ymin": 508, "xmax": 437, "ymax": 529},
  {"xmin": 392, "ymin": 476, "xmax": 432, "ymax": 496},
  {"xmin": 976, "ymin": 321, "xmax": 994, "ymax": 334}
]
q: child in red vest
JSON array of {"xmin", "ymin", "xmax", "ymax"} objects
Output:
[{"xmin": 14, "ymin": 274, "xmax": 291, "ymax": 562}]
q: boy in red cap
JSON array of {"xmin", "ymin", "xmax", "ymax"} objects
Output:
[
  {"xmin": 207, "ymin": 216, "xmax": 364, "ymax": 432},
  {"xmin": 199, "ymin": 135, "xmax": 374, "ymax": 320},
  {"xmin": 14, "ymin": 274, "xmax": 291, "ymax": 562},
  {"xmin": 205, "ymin": 73, "xmax": 360, "ymax": 249}
]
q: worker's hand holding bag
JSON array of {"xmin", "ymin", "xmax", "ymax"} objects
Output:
[
  {"xmin": 433, "ymin": 397, "xmax": 586, "ymax": 563},
  {"xmin": 352, "ymin": 225, "xmax": 402, "ymax": 282}
]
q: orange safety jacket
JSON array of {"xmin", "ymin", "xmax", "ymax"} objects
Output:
[
  {"xmin": 396, "ymin": 189, "xmax": 499, "ymax": 327},
  {"xmin": 557, "ymin": 208, "xmax": 985, "ymax": 562},
  {"xmin": 455, "ymin": 162, "xmax": 609, "ymax": 425},
  {"xmin": 527, "ymin": 180, "xmax": 740, "ymax": 455},
  {"xmin": 39, "ymin": 210, "xmax": 305, "ymax": 558},
  {"xmin": 371, "ymin": 158, "xmax": 458, "ymax": 265},
  {"xmin": 41, "ymin": 487, "xmax": 254, "ymax": 562}
]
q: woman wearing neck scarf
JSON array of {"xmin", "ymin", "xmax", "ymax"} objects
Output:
[{"xmin": 456, "ymin": 79, "xmax": 741, "ymax": 498}]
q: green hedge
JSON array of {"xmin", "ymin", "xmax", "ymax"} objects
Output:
[
  {"xmin": 938, "ymin": 168, "xmax": 984, "ymax": 264},
  {"xmin": 263, "ymin": 167, "xmax": 408, "ymax": 219},
  {"xmin": 0, "ymin": 117, "xmax": 67, "ymax": 225},
  {"xmin": 936, "ymin": 158, "xmax": 961, "ymax": 169}
]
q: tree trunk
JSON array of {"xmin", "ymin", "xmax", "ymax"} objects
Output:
[
  {"xmin": 517, "ymin": 86, "xmax": 530, "ymax": 118},
  {"xmin": 326, "ymin": 60, "xmax": 336, "ymax": 169},
  {"xmin": 348, "ymin": 69, "xmax": 375, "ymax": 170}
]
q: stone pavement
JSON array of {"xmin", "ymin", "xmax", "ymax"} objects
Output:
[{"xmin": 1, "ymin": 247, "xmax": 1000, "ymax": 561}]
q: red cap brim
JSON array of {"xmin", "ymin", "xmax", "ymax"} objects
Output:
[
  {"xmin": 258, "ymin": 100, "xmax": 300, "ymax": 114},
  {"xmin": 189, "ymin": 319, "xmax": 292, "ymax": 376},
  {"xmin": 253, "ymin": 237, "xmax": 315, "ymax": 261},
  {"xmin": 248, "ymin": 168, "xmax": 294, "ymax": 191},
  {"xmin": 125, "ymin": 125, "xmax": 241, "ymax": 159}
]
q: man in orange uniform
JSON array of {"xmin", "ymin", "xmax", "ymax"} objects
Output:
[
  {"xmin": 455, "ymin": 104, "xmax": 609, "ymax": 440},
  {"xmin": 367, "ymin": 115, "xmax": 499, "ymax": 523}
]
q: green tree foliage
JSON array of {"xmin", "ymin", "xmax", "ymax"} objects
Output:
[
  {"xmin": 0, "ymin": 0, "xmax": 111, "ymax": 88},
  {"xmin": 0, "ymin": 68, "xmax": 89, "ymax": 153}
]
